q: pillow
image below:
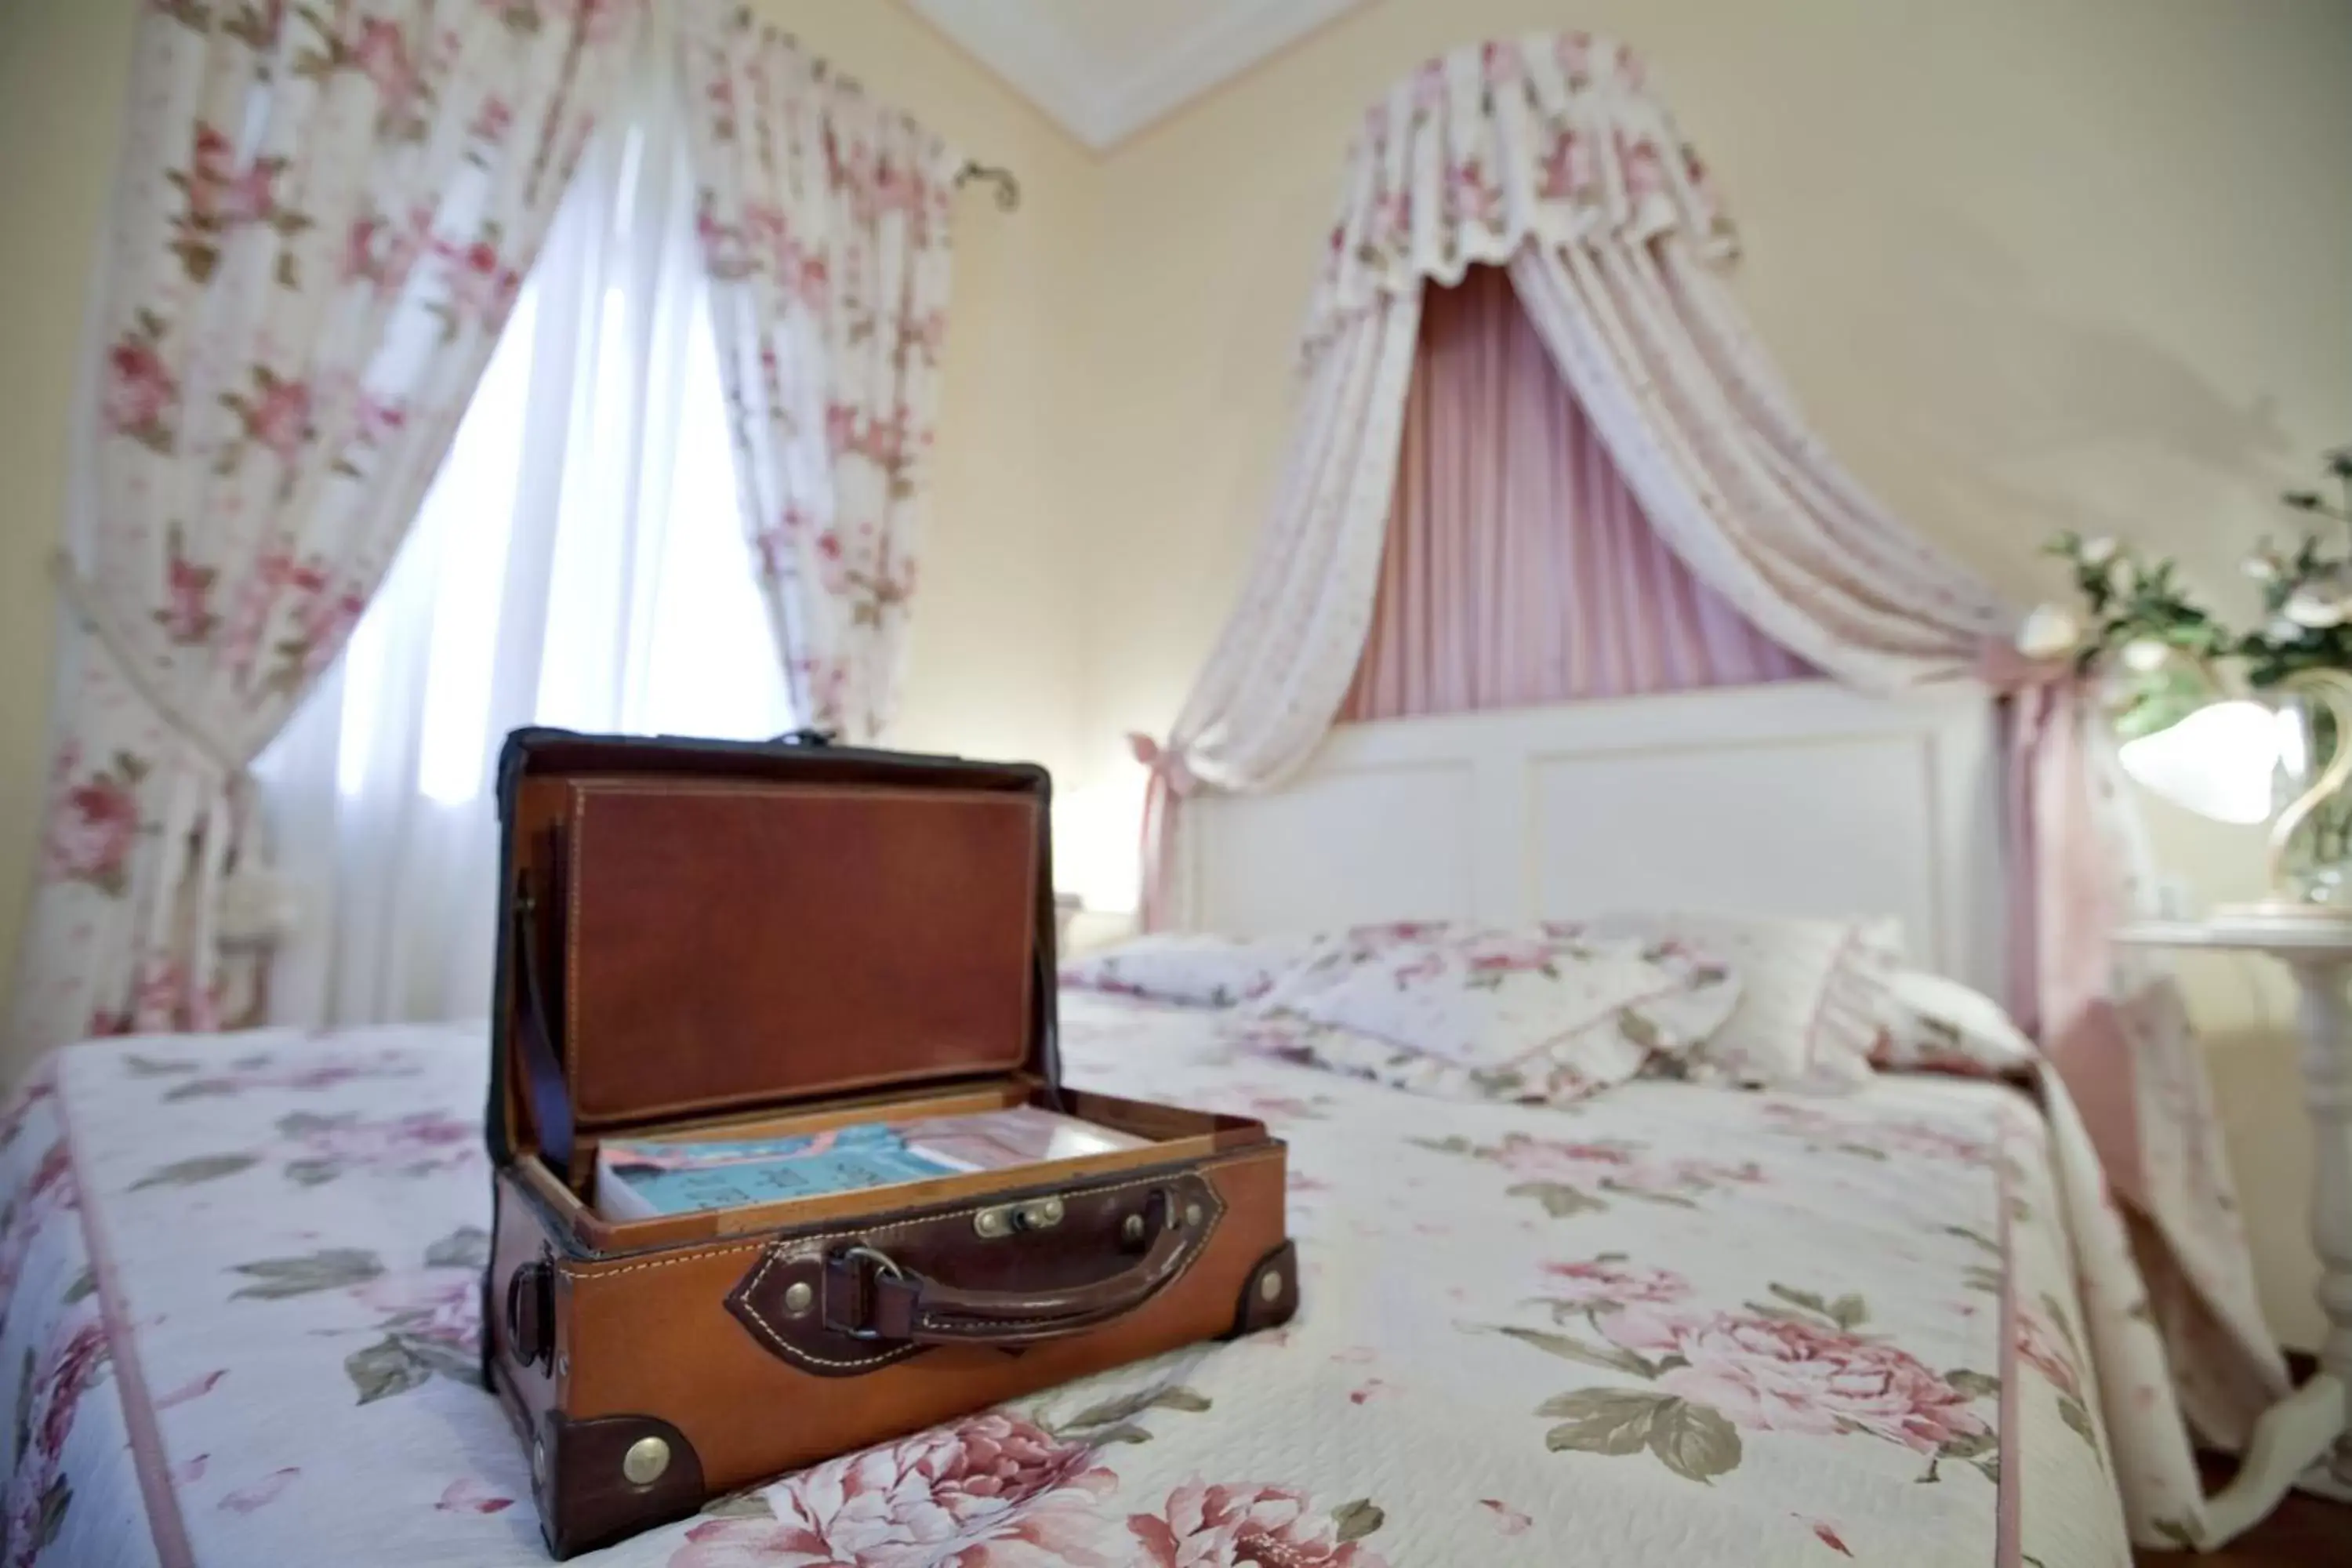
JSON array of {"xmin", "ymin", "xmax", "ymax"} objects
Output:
[
  {"xmin": 1236, "ymin": 924, "xmax": 1741, "ymax": 1105},
  {"xmin": 1243, "ymin": 919, "xmax": 1467, "ymax": 1014},
  {"xmin": 1585, "ymin": 910, "xmax": 1904, "ymax": 1091},
  {"xmin": 1869, "ymin": 968, "xmax": 2038, "ymax": 1077},
  {"xmin": 1058, "ymin": 933, "xmax": 1312, "ymax": 1008},
  {"xmin": 1222, "ymin": 1011, "xmax": 1592, "ymax": 1105}
]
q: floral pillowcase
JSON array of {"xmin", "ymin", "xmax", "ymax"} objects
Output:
[
  {"xmin": 1867, "ymin": 968, "xmax": 2039, "ymax": 1078},
  {"xmin": 1231, "ymin": 923, "xmax": 1743, "ymax": 1107},
  {"xmin": 1584, "ymin": 911, "xmax": 1904, "ymax": 1091},
  {"xmin": 1068, "ymin": 916, "xmax": 2033, "ymax": 1103},
  {"xmin": 1057, "ymin": 933, "xmax": 1314, "ymax": 1009}
]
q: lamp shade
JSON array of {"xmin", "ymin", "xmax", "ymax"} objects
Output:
[{"xmin": 2115, "ymin": 699, "xmax": 2281, "ymax": 824}]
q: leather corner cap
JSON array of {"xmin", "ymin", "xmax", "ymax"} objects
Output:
[
  {"xmin": 1227, "ymin": 1241, "xmax": 1299, "ymax": 1338},
  {"xmin": 563, "ymin": 783, "xmax": 1040, "ymax": 1123},
  {"xmin": 535, "ymin": 1411, "xmax": 705, "ymax": 1559}
]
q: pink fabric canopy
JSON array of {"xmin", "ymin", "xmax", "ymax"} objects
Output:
[
  {"xmin": 1339, "ymin": 264, "xmax": 1812, "ymax": 721},
  {"xmin": 1134, "ymin": 31, "xmax": 2287, "ymax": 1548}
]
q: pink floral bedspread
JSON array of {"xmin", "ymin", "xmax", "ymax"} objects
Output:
[{"xmin": 0, "ymin": 995, "xmax": 2183, "ymax": 1566}]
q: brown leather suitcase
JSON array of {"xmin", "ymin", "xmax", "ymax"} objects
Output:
[{"xmin": 480, "ymin": 729, "xmax": 1298, "ymax": 1557}]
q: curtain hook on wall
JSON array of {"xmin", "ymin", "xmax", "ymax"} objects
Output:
[{"xmin": 955, "ymin": 161, "xmax": 1021, "ymax": 212}]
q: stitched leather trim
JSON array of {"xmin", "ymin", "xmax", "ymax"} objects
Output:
[
  {"xmin": 728, "ymin": 1169, "xmax": 1228, "ymax": 1373},
  {"xmin": 560, "ymin": 1148, "xmax": 1275, "ymax": 1275}
]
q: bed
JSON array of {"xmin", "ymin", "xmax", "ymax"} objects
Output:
[
  {"xmin": 0, "ymin": 682, "xmax": 2190, "ymax": 1565},
  {"xmin": 5, "ymin": 990, "xmax": 2132, "ymax": 1568}
]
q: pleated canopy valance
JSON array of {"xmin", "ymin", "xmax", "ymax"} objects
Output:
[{"xmin": 1304, "ymin": 33, "xmax": 1735, "ymax": 358}]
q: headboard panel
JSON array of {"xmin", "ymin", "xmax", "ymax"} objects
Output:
[{"xmin": 1174, "ymin": 680, "xmax": 2005, "ymax": 994}]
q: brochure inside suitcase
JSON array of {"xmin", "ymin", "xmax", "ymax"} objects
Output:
[{"xmin": 484, "ymin": 730, "xmax": 1295, "ymax": 1556}]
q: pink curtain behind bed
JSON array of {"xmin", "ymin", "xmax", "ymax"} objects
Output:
[{"xmin": 1338, "ymin": 266, "xmax": 1813, "ymax": 722}]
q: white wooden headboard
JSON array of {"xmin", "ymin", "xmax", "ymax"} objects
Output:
[{"xmin": 1172, "ymin": 680, "xmax": 2006, "ymax": 996}]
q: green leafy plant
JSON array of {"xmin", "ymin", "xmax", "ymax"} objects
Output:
[
  {"xmin": 2238, "ymin": 447, "xmax": 2352, "ymax": 688},
  {"xmin": 2022, "ymin": 447, "xmax": 2352, "ymax": 736},
  {"xmin": 2034, "ymin": 534, "xmax": 2228, "ymax": 670}
]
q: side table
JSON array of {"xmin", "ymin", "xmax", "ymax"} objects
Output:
[{"xmin": 2116, "ymin": 917, "xmax": 2352, "ymax": 1542}]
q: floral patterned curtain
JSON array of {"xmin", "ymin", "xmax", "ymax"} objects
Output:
[
  {"xmin": 8, "ymin": 0, "xmax": 644, "ymax": 1069},
  {"xmin": 677, "ymin": 4, "xmax": 958, "ymax": 743}
]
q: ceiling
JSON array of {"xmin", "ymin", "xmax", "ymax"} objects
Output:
[{"xmin": 910, "ymin": 0, "xmax": 1365, "ymax": 150}]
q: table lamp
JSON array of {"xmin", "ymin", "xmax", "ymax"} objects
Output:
[{"xmin": 2117, "ymin": 666, "xmax": 2352, "ymax": 918}]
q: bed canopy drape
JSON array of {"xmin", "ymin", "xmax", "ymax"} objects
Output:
[
  {"xmin": 1132, "ymin": 32, "xmax": 2286, "ymax": 1545},
  {"xmin": 1336, "ymin": 264, "xmax": 1818, "ymax": 720}
]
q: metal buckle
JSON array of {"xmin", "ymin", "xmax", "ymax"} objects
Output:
[
  {"xmin": 837, "ymin": 1244, "xmax": 905, "ymax": 1280},
  {"xmin": 832, "ymin": 1245, "xmax": 906, "ymax": 1340}
]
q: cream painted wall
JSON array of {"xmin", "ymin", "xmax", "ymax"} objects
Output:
[
  {"xmin": 1063, "ymin": 0, "xmax": 2352, "ymax": 1348},
  {"xmin": 0, "ymin": 0, "xmax": 1102, "ymax": 998},
  {"xmin": 0, "ymin": 0, "xmax": 138, "ymax": 1030}
]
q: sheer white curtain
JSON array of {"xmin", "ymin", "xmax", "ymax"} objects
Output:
[{"xmin": 255, "ymin": 56, "xmax": 791, "ymax": 1029}]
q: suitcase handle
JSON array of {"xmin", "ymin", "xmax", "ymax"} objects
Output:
[{"xmin": 822, "ymin": 1186, "xmax": 1203, "ymax": 1348}]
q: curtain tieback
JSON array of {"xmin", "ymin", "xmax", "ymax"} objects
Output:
[
  {"xmin": 1128, "ymin": 733, "xmax": 1195, "ymax": 935},
  {"xmin": 1975, "ymin": 639, "xmax": 2078, "ymax": 695},
  {"xmin": 48, "ymin": 550, "xmax": 250, "ymax": 786},
  {"xmin": 1127, "ymin": 731, "xmax": 1197, "ymax": 795}
]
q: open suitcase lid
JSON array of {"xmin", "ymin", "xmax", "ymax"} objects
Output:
[{"xmin": 488, "ymin": 728, "xmax": 1060, "ymax": 1174}]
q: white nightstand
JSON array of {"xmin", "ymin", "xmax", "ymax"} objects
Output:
[{"xmin": 2117, "ymin": 916, "xmax": 2352, "ymax": 1533}]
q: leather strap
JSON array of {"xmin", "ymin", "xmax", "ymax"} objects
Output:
[
  {"xmin": 512, "ymin": 886, "xmax": 575, "ymax": 1180},
  {"xmin": 820, "ymin": 1189, "xmax": 1196, "ymax": 1347}
]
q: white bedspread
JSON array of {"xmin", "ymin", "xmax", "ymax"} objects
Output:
[{"xmin": 0, "ymin": 994, "xmax": 2176, "ymax": 1566}]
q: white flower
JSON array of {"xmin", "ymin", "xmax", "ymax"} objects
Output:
[
  {"xmin": 2270, "ymin": 615, "xmax": 2309, "ymax": 644},
  {"xmin": 2243, "ymin": 554, "xmax": 2279, "ymax": 582},
  {"xmin": 2120, "ymin": 638, "xmax": 2172, "ymax": 674},
  {"xmin": 2076, "ymin": 536, "xmax": 2118, "ymax": 567},
  {"xmin": 2016, "ymin": 604, "xmax": 2084, "ymax": 660},
  {"xmin": 2283, "ymin": 585, "xmax": 2347, "ymax": 628}
]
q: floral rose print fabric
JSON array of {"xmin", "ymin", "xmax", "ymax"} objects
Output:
[
  {"xmin": 671, "ymin": 1410, "xmax": 1131, "ymax": 1568},
  {"xmin": 1059, "ymin": 935, "xmax": 1316, "ymax": 1010},
  {"xmin": 10, "ymin": 0, "xmax": 643, "ymax": 1065},
  {"xmin": 1868, "ymin": 969, "xmax": 2041, "ymax": 1078},
  {"xmin": 1305, "ymin": 33, "xmax": 1734, "ymax": 359},
  {"xmin": 1237, "ymin": 923, "xmax": 1741, "ymax": 1108},
  {"xmin": 0, "ymin": 1066, "xmax": 147, "ymax": 1568},
  {"xmin": 11, "ymin": 993, "xmax": 2172, "ymax": 1564},
  {"xmin": 677, "ymin": 9, "xmax": 957, "ymax": 744},
  {"xmin": 1585, "ymin": 911, "xmax": 1904, "ymax": 1091}
]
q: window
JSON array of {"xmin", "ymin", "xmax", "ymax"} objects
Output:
[{"xmin": 256, "ymin": 115, "xmax": 787, "ymax": 1026}]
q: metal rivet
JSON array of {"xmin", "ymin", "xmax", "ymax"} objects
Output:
[
  {"xmin": 975, "ymin": 1207, "xmax": 1012, "ymax": 1239},
  {"xmin": 532, "ymin": 1436, "xmax": 547, "ymax": 1487},
  {"xmin": 1184, "ymin": 1203, "xmax": 1203, "ymax": 1230},
  {"xmin": 622, "ymin": 1436, "xmax": 671, "ymax": 1486},
  {"xmin": 1015, "ymin": 1196, "xmax": 1065, "ymax": 1232},
  {"xmin": 1121, "ymin": 1214, "xmax": 1145, "ymax": 1245},
  {"xmin": 556, "ymin": 1352, "xmax": 569, "ymax": 1380},
  {"xmin": 1258, "ymin": 1271, "xmax": 1283, "ymax": 1303},
  {"xmin": 783, "ymin": 1281, "xmax": 815, "ymax": 1316}
]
